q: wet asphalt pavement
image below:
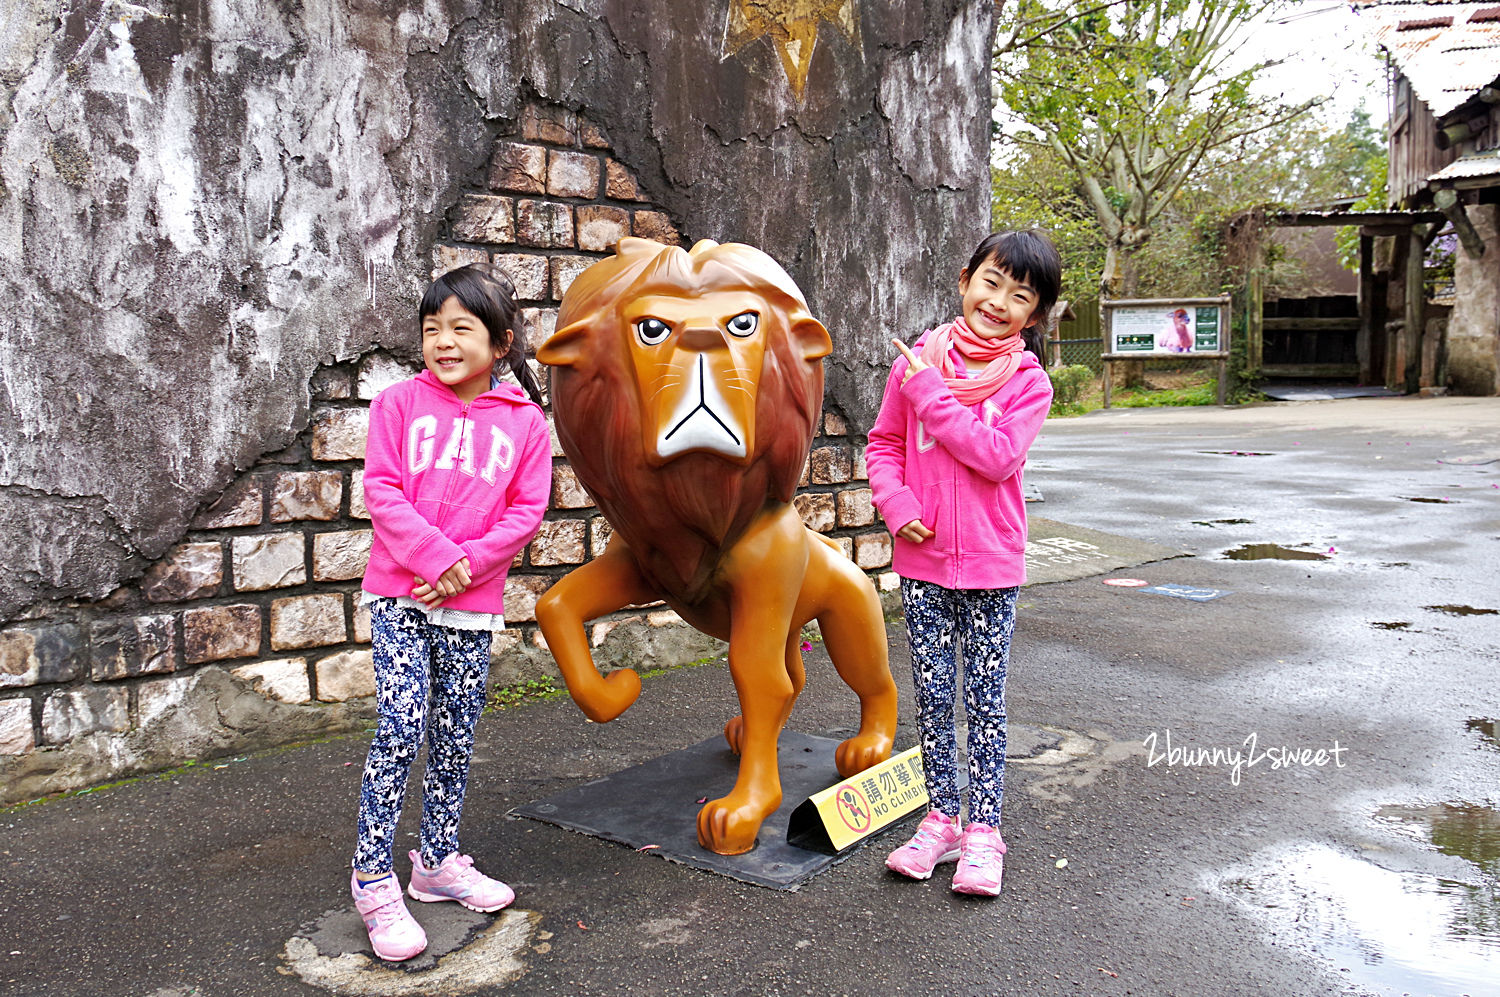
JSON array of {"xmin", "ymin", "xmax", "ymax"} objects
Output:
[{"xmin": 3, "ymin": 396, "xmax": 1499, "ymax": 997}]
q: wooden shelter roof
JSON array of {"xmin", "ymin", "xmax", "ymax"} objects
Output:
[{"xmin": 1352, "ymin": 1, "xmax": 1500, "ymax": 118}]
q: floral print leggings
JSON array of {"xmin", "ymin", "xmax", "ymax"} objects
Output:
[
  {"xmin": 353, "ymin": 599, "xmax": 492, "ymax": 874},
  {"xmin": 900, "ymin": 578, "xmax": 1018, "ymax": 828}
]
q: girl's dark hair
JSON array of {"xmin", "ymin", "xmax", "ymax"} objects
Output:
[
  {"xmin": 963, "ymin": 229, "xmax": 1063, "ymax": 362},
  {"xmin": 419, "ymin": 263, "xmax": 544, "ymax": 406}
]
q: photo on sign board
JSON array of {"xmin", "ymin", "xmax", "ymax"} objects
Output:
[{"xmin": 1108, "ymin": 303, "xmax": 1225, "ymax": 356}]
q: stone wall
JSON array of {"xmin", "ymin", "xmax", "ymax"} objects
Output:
[
  {"xmin": 0, "ymin": 0, "xmax": 990, "ymax": 802},
  {"xmin": 1447, "ymin": 204, "xmax": 1500, "ymax": 396}
]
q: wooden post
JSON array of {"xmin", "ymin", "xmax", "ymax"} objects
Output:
[
  {"xmin": 1435, "ymin": 315, "xmax": 1449, "ymax": 390},
  {"xmin": 1246, "ymin": 268, "xmax": 1264, "ymax": 374},
  {"xmin": 1100, "ymin": 298, "xmax": 1112, "ymax": 408},
  {"xmin": 1404, "ymin": 227, "xmax": 1424, "ymax": 394},
  {"xmin": 1434, "ymin": 188, "xmax": 1485, "ymax": 259},
  {"xmin": 1357, "ymin": 234, "xmax": 1374, "ymax": 384},
  {"xmin": 1386, "ymin": 237, "xmax": 1401, "ymax": 389},
  {"xmin": 1216, "ymin": 358, "xmax": 1228, "ymax": 405}
]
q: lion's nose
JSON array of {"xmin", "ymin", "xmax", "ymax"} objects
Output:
[{"xmin": 677, "ymin": 324, "xmax": 726, "ymax": 351}]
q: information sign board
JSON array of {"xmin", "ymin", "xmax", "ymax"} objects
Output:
[{"xmin": 1105, "ymin": 299, "xmax": 1229, "ymax": 356}]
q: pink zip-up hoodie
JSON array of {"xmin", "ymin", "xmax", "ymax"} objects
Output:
[
  {"xmin": 361, "ymin": 369, "xmax": 551, "ymax": 616},
  {"xmin": 865, "ymin": 331, "xmax": 1052, "ymax": 590}
]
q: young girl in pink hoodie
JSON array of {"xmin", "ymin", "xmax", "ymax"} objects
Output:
[
  {"xmin": 865, "ymin": 230, "xmax": 1060, "ymax": 896},
  {"xmin": 349, "ymin": 264, "xmax": 551, "ymax": 960}
]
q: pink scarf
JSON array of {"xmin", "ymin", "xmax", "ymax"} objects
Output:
[{"xmin": 918, "ymin": 316, "xmax": 1026, "ymax": 404}]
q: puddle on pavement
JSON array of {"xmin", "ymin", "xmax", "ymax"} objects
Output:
[
  {"xmin": 1467, "ymin": 718, "xmax": 1500, "ymax": 751},
  {"xmin": 1375, "ymin": 803, "xmax": 1500, "ymax": 876},
  {"xmin": 1378, "ymin": 561, "xmax": 1410, "ymax": 569},
  {"xmin": 1426, "ymin": 604, "xmax": 1500, "ymax": 617},
  {"xmin": 1221, "ymin": 543, "xmax": 1330, "ymax": 561},
  {"xmin": 1197, "ymin": 450, "xmax": 1275, "ymax": 456},
  {"xmin": 1404, "ymin": 496, "xmax": 1455, "ymax": 504},
  {"xmin": 1220, "ymin": 804, "xmax": 1500, "ymax": 995},
  {"xmin": 1369, "ymin": 621, "xmax": 1411, "ymax": 631},
  {"xmin": 1192, "ymin": 518, "xmax": 1254, "ymax": 527}
]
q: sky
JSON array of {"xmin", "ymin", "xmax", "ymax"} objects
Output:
[{"xmin": 1240, "ymin": 1, "xmax": 1389, "ymax": 128}]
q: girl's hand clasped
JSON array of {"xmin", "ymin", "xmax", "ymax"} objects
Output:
[{"xmin": 411, "ymin": 558, "xmax": 472, "ymax": 608}]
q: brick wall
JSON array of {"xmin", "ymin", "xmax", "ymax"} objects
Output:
[{"xmin": 0, "ymin": 104, "xmax": 896, "ymax": 793}]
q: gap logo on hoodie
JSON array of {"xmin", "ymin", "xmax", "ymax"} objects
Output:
[{"xmin": 407, "ymin": 415, "xmax": 516, "ymax": 485}]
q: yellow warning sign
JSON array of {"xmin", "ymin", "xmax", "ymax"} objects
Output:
[{"xmin": 786, "ymin": 746, "xmax": 929, "ymax": 854}]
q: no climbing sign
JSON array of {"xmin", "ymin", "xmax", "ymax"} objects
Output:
[{"xmin": 786, "ymin": 746, "xmax": 929, "ymax": 854}]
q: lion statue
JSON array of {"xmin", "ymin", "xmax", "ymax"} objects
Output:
[{"xmin": 535, "ymin": 237, "xmax": 898, "ymax": 855}]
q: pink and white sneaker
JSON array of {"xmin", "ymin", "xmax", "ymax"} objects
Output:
[
  {"xmin": 351, "ymin": 871, "xmax": 427, "ymax": 962},
  {"xmin": 885, "ymin": 810, "xmax": 962, "ymax": 880},
  {"xmin": 407, "ymin": 850, "xmax": 515, "ymax": 913},
  {"xmin": 951, "ymin": 822, "xmax": 1007, "ymax": 896}
]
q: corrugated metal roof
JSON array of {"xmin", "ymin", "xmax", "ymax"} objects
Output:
[
  {"xmin": 1353, "ymin": 2, "xmax": 1500, "ymax": 117},
  {"xmin": 1430, "ymin": 149, "xmax": 1500, "ymax": 178}
]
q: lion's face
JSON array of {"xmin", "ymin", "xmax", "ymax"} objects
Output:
[
  {"xmin": 624, "ymin": 288, "xmax": 770, "ymax": 465},
  {"xmin": 538, "ymin": 238, "xmax": 831, "ymax": 600}
]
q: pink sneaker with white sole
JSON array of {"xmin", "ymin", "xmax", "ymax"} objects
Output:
[
  {"xmin": 886, "ymin": 810, "xmax": 962, "ymax": 880},
  {"xmin": 951, "ymin": 822, "xmax": 1007, "ymax": 896},
  {"xmin": 406, "ymin": 850, "xmax": 514, "ymax": 912},
  {"xmin": 351, "ymin": 871, "xmax": 427, "ymax": 962}
]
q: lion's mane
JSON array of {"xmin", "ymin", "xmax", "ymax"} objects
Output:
[{"xmin": 546, "ymin": 239, "xmax": 825, "ymax": 604}]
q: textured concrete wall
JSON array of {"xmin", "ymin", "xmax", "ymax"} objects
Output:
[
  {"xmin": 1447, "ymin": 204, "xmax": 1500, "ymax": 396},
  {"xmin": 0, "ymin": 1, "xmax": 990, "ymax": 798},
  {"xmin": 1, "ymin": 0, "xmax": 989, "ymax": 624}
]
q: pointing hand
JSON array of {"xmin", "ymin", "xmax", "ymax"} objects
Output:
[{"xmin": 892, "ymin": 338, "xmax": 929, "ymax": 384}]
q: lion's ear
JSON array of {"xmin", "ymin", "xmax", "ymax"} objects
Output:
[
  {"xmin": 792, "ymin": 317, "xmax": 833, "ymax": 361},
  {"xmin": 537, "ymin": 321, "xmax": 590, "ymax": 367}
]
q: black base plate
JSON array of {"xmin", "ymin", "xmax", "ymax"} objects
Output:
[{"xmin": 511, "ymin": 731, "xmax": 912, "ymax": 890}]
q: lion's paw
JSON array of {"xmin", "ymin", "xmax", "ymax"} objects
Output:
[
  {"xmin": 835, "ymin": 733, "xmax": 893, "ymax": 778},
  {"xmin": 723, "ymin": 716, "xmax": 744, "ymax": 755},
  {"xmin": 695, "ymin": 795, "xmax": 772, "ymax": 856}
]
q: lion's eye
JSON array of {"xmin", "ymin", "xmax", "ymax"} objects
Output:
[
  {"xmin": 636, "ymin": 318, "xmax": 671, "ymax": 345},
  {"xmin": 726, "ymin": 312, "xmax": 758, "ymax": 338}
]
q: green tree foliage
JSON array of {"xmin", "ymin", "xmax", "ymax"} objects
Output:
[
  {"xmin": 995, "ymin": 0, "xmax": 1315, "ymax": 295},
  {"xmin": 994, "ymin": 44, "xmax": 1387, "ymax": 299},
  {"xmin": 1329, "ymin": 110, "xmax": 1389, "ymax": 271},
  {"xmin": 992, "ymin": 129, "xmax": 1301, "ymax": 302},
  {"xmin": 1300, "ymin": 108, "xmax": 1386, "ymax": 203},
  {"xmin": 990, "ymin": 143, "xmax": 1105, "ymax": 302}
]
